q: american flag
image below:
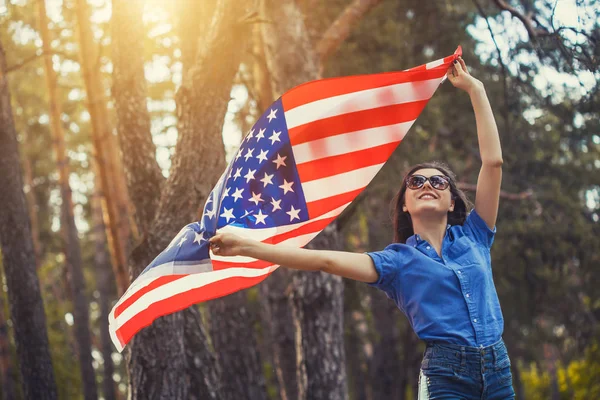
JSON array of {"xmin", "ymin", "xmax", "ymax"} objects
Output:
[{"xmin": 109, "ymin": 47, "xmax": 462, "ymax": 352}]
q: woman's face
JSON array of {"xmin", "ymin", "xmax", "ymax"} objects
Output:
[{"xmin": 403, "ymin": 168, "xmax": 455, "ymax": 218}]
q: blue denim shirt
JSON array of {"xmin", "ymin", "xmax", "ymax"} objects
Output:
[{"xmin": 367, "ymin": 210, "xmax": 504, "ymax": 347}]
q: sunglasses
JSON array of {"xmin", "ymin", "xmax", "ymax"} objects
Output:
[{"xmin": 405, "ymin": 174, "xmax": 451, "ymax": 190}]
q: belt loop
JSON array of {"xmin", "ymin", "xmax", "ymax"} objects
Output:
[
  {"xmin": 461, "ymin": 346, "xmax": 466, "ymax": 367},
  {"xmin": 492, "ymin": 345, "xmax": 497, "ymax": 364}
]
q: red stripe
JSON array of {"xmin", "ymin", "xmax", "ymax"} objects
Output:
[
  {"xmin": 115, "ymin": 273, "xmax": 272, "ymax": 347},
  {"xmin": 297, "ymin": 141, "xmax": 400, "ymax": 183},
  {"xmin": 114, "ymin": 275, "xmax": 187, "ymax": 318},
  {"xmin": 282, "ymin": 68, "xmax": 447, "ymax": 111},
  {"xmin": 289, "ymin": 99, "xmax": 428, "ymax": 146},
  {"xmin": 306, "ymin": 188, "xmax": 363, "ymax": 218}
]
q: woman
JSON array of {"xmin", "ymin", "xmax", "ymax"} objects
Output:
[{"xmin": 210, "ymin": 58, "xmax": 514, "ymax": 399}]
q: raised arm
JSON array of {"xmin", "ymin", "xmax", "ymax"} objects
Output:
[
  {"xmin": 209, "ymin": 232, "xmax": 378, "ymax": 283},
  {"xmin": 448, "ymin": 58, "xmax": 503, "ymax": 229}
]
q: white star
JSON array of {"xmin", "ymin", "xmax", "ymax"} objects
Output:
[
  {"xmin": 271, "ymin": 197, "xmax": 282, "ymax": 212},
  {"xmin": 245, "ymin": 128, "xmax": 255, "ymax": 141},
  {"xmin": 260, "ymin": 172, "xmax": 274, "ymax": 187},
  {"xmin": 222, "ymin": 187, "xmax": 231, "ymax": 198},
  {"xmin": 267, "ymin": 108, "xmax": 278, "ymax": 122},
  {"xmin": 178, "ymin": 235, "xmax": 188, "ymax": 247},
  {"xmin": 286, "ymin": 205, "xmax": 301, "ymax": 222},
  {"xmin": 244, "ymin": 148, "xmax": 255, "ymax": 161},
  {"xmin": 235, "ymin": 149, "xmax": 243, "ymax": 161},
  {"xmin": 256, "ymin": 149, "xmax": 269, "ymax": 163},
  {"xmin": 272, "ymin": 153, "xmax": 287, "ymax": 169},
  {"xmin": 244, "ymin": 168, "xmax": 256, "ymax": 183},
  {"xmin": 249, "ymin": 191, "xmax": 265, "ymax": 205},
  {"xmin": 233, "ymin": 167, "xmax": 242, "ymax": 180},
  {"xmin": 193, "ymin": 232, "xmax": 205, "ymax": 245},
  {"xmin": 269, "ymin": 130, "xmax": 281, "ymax": 145},
  {"xmin": 220, "ymin": 207, "xmax": 235, "ymax": 223},
  {"xmin": 167, "ymin": 228, "xmax": 189, "ymax": 250},
  {"xmin": 232, "ymin": 187, "xmax": 244, "ymax": 202},
  {"xmin": 279, "ymin": 179, "xmax": 295, "ymax": 195},
  {"xmin": 256, "ymin": 128, "xmax": 266, "ymax": 141},
  {"xmin": 204, "ymin": 208, "xmax": 216, "ymax": 219},
  {"xmin": 254, "ymin": 209, "xmax": 268, "ymax": 225}
]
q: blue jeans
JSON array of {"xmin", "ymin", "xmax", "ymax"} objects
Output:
[{"xmin": 418, "ymin": 339, "xmax": 515, "ymax": 399}]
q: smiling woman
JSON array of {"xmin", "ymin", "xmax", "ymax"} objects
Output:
[{"xmin": 210, "ymin": 57, "xmax": 514, "ymax": 399}]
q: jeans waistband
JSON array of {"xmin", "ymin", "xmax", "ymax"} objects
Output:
[{"xmin": 424, "ymin": 339, "xmax": 507, "ymax": 366}]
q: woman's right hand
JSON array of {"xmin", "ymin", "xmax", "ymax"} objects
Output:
[{"xmin": 209, "ymin": 232, "xmax": 249, "ymax": 257}]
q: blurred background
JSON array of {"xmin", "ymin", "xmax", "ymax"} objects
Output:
[{"xmin": 0, "ymin": 0, "xmax": 598, "ymax": 399}]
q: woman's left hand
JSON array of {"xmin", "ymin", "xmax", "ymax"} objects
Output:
[{"xmin": 447, "ymin": 57, "xmax": 483, "ymax": 94}]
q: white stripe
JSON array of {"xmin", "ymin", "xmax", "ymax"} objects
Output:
[
  {"xmin": 109, "ymin": 325, "xmax": 124, "ymax": 353},
  {"xmin": 426, "ymin": 58, "xmax": 444, "ymax": 69},
  {"xmin": 112, "ymin": 266, "xmax": 277, "ymax": 330},
  {"xmin": 111, "ymin": 260, "xmax": 214, "ymax": 306},
  {"xmin": 302, "ymin": 163, "xmax": 384, "ymax": 203},
  {"xmin": 292, "ymin": 120, "xmax": 414, "ymax": 164},
  {"xmin": 284, "ymin": 78, "xmax": 442, "ymax": 129}
]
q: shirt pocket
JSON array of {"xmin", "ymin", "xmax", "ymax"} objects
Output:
[{"xmin": 445, "ymin": 236, "xmax": 479, "ymax": 266}]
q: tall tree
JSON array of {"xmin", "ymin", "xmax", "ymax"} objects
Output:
[
  {"xmin": 75, "ymin": 0, "xmax": 131, "ymax": 296},
  {"xmin": 36, "ymin": 0, "xmax": 98, "ymax": 398},
  {"xmin": 0, "ymin": 36, "xmax": 58, "ymax": 400},
  {"xmin": 112, "ymin": 0, "xmax": 255, "ymax": 397},
  {"xmin": 260, "ymin": 1, "xmax": 347, "ymax": 399}
]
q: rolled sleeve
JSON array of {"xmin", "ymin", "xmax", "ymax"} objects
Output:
[
  {"xmin": 366, "ymin": 249, "xmax": 400, "ymax": 290},
  {"xmin": 463, "ymin": 209, "xmax": 496, "ymax": 248}
]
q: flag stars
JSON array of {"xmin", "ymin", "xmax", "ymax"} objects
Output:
[
  {"xmin": 279, "ymin": 179, "xmax": 295, "ymax": 195},
  {"xmin": 245, "ymin": 128, "xmax": 255, "ymax": 141},
  {"xmin": 244, "ymin": 148, "xmax": 255, "ymax": 161},
  {"xmin": 269, "ymin": 130, "xmax": 281, "ymax": 145},
  {"xmin": 260, "ymin": 172, "xmax": 274, "ymax": 187},
  {"xmin": 272, "ymin": 153, "xmax": 287, "ymax": 169},
  {"xmin": 249, "ymin": 192, "xmax": 265, "ymax": 206},
  {"xmin": 177, "ymin": 235, "xmax": 188, "ymax": 247},
  {"xmin": 267, "ymin": 108, "xmax": 278, "ymax": 122},
  {"xmin": 204, "ymin": 208, "xmax": 216, "ymax": 219},
  {"xmin": 270, "ymin": 197, "xmax": 282, "ymax": 212},
  {"xmin": 255, "ymin": 128, "xmax": 266, "ymax": 142},
  {"xmin": 222, "ymin": 187, "xmax": 231, "ymax": 198},
  {"xmin": 233, "ymin": 167, "xmax": 242, "ymax": 180},
  {"xmin": 193, "ymin": 232, "xmax": 205, "ymax": 245},
  {"xmin": 253, "ymin": 209, "xmax": 268, "ymax": 225},
  {"xmin": 220, "ymin": 207, "xmax": 235, "ymax": 223},
  {"xmin": 232, "ymin": 188, "xmax": 244, "ymax": 202},
  {"xmin": 244, "ymin": 168, "xmax": 257, "ymax": 183},
  {"xmin": 286, "ymin": 205, "xmax": 301, "ymax": 222},
  {"xmin": 256, "ymin": 149, "xmax": 269, "ymax": 164}
]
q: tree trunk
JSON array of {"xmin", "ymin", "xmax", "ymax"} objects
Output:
[
  {"xmin": 75, "ymin": 0, "xmax": 131, "ymax": 296},
  {"xmin": 112, "ymin": 0, "xmax": 254, "ymax": 397},
  {"xmin": 343, "ymin": 279, "xmax": 369, "ymax": 400},
  {"xmin": 209, "ymin": 292, "xmax": 268, "ymax": 400},
  {"xmin": 22, "ymin": 132, "xmax": 43, "ymax": 264},
  {"xmin": 0, "ymin": 36, "xmax": 58, "ymax": 400},
  {"xmin": 261, "ymin": 1, "xmax": 347, "ymax": 398},
  {"xmin": 0, "ymin": 281, "xmax": 17, "ymax": 400},
  {"xmin": 37, "ymin": 1, "xmax": 98, "ymax": 399},
  {"xmin": 91, "ymin": 167, "xmax": 118, "ymax": 400}
]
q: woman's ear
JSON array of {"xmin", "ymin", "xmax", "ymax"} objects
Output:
[
  {"xmin": 402, "ymin": 204, "xmax": 408, "ymax": 213},
  {"xmin": 449, "ymin": 199, "xmax": 455, "ymax": 212}
]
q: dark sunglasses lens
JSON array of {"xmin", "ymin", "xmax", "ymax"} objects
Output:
[
  {"xmin": 430, "ymin": 176, "xmax": 449, "ymax": 189},
  {"xmin": 407, "ymin": 176, "xmax": 426, "ymax": 189}
]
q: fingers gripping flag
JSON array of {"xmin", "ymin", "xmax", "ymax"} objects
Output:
[{"xmin": 109, "ymin": 47, "xmax": 463, "ymax": 351}]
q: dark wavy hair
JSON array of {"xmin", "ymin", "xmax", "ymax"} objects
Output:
[{"xmin": 391, "ymin": 161, "xmax": 473, "ymax": 243}]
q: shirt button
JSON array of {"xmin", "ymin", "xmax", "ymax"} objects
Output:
[
  {"xmin": 426, "ymin": 246, "xmax": 431, "ymax": 250},
  {"xmin": 457, "ymin": 270, "xmax": 462, "ymax": 274},
  {"xmin": 473, "ymin": 319, "xmax": 478, "ymax": 323},
  {"xmin": 466, "ymin": 294, "xmax": 470, "ymax": 298}
]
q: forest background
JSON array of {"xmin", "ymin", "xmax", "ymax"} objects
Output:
[{"xmin": 0, "ymin": 0, "xmax": 598, "ymax": 399}]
